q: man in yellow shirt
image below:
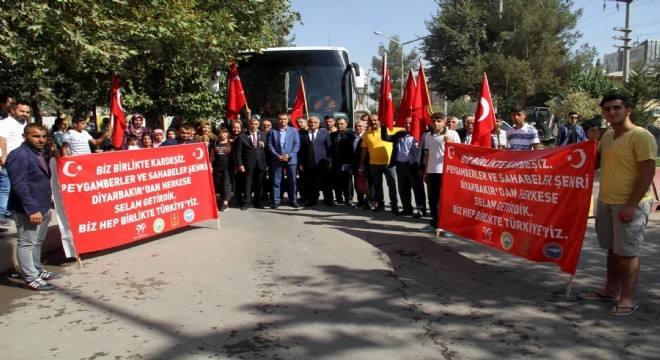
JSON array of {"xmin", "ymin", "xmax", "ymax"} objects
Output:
[
  {"xmin": 359, "ymin": 114, "xmax": 398, "ymax": 213},
  {"xmin": 579, "ymin": 94, "xmax": 656, "ymax": 316}
]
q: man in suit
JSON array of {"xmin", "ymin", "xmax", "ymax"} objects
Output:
[
  {"xmin": 457, "ymin": 115, "xmax": 475, "ymax": 144},
  {"xmin": 329, "ymin": 117, "xmax": 356, "ymax": 205},
  {"xmin": 352, "ymin": 117, "xmax": 371, "ymax": 209},
  {"xmin": 298, "ymin": 116, "xmax": 333, "ymax": 206},
  {"xmin": 235, "ymin": 118, "xmax": 267, "ymax": 210},
  {"xmin": 6, "ymin": 124, "xmax": 62, "ymax": 291},
  {"xmin": 267, "ymin": 112, "xmax": 301, "ymax": 209}
]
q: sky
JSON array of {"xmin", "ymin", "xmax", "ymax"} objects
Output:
[{"xmin": 289, "ymin": 0, "xmax": 660, "ymax": 75}]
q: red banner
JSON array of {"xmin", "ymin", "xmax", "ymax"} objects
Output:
[
  {"xmin": 439, "ymin": 142, "xmax": 596, "ymax": 274},
  {"xmin": 56, "ymin": 144, "xmax": 218, "ymax": 254}
]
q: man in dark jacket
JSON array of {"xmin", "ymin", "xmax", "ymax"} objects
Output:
[{"xmin": 7, "ymin": 124, "xmax": 62, "ymax": 291}]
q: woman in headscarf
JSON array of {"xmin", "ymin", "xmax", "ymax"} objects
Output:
[
  {"xmin": 152, "ymin": 129, "xmax": 166, "ymax": 147},
  {"xmin": 122, "ymin": 113, "xmax": 149, "ymax": 149},
  {"xmin": 196, "ymin": 119, "xmax": 218, "ymax": 144}
]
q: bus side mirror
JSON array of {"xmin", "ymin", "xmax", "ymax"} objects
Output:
[{"xmin": 350, "ymin": 63, "xmax": 365, "ymax": 90}]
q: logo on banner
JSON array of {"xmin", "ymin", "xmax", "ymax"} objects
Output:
[
  {"xmin": 520, "ymin": 237, "xmax": 532, "ymax": 256},
  {"xmin": 184, "ymin": 209, "xmax": 195, "ymax": 222},
  {"xmin": 542, "ymin": 243, "xmax": 563, "ymax": 261},
  {"xmin": 482, "ymin": 227, "xmax": 494, "ymax": 243},
  {"xmin": 135, "ymin": 223, "xmax": 147, "ymax": 236},
  {"xmin": 500, "ymin": 232, "xmax": 514, "ymax": 251},
  {"xmin": 153, "ymin": 218, "xmax": 165, "ymax": 233},
  {"xmin": 170, "ymin": 213, "xmax": 180, "ymax": 227}
]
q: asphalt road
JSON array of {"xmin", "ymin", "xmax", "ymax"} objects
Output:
[{"xmin": 1, "ymin": 202, "xmax": 659, "ymax": 359}]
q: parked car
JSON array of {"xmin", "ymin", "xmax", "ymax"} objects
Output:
[{"xmin": 524, "ymin": 107, "xmax": 557, "ymax": 141}]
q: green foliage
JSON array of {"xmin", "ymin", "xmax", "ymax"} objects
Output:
[
  {"xmin": 369, "ymin": 36, "xmax": 421, "ymax": 107},
  {"xmin": 545, "ymin": 91, "xmax": 601, "ymax": 122},
  {"xmin": 424, "ymin": 0, "xmax": 590, "ymax": 106},
  {"xmin": 569, "ymin": 65, "xmax": 616, "ymax": 98},
  {"xmin": 620, "ymin": 61, "xmax": 657, "ymax": 127},
  {"xmin": 0, "ymin": 0, "xmax": 300, "ymax": 120},
  {"xmin": 449, "ymin": 97, "xmax": 472, "ymax": 118}
]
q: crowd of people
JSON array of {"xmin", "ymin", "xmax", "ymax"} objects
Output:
[{"xmin": 1, "ymin": 92, "xmax": 658, "ymax": 320}]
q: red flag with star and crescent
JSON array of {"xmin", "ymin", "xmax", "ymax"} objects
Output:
[
  {"xmin": 378, "ymin": 53, "xmax": 395, "ymax": 130},
  {"xmin": 110, "ymin": 74, "xmax": 125, "ymax": 149},
  {"xmin": 471, "ymin": 73, "xmax": 496, "ymax": 147},
  {"xmin": 226, "ymin": 61, "xmax": 247, "ymax": 120}
]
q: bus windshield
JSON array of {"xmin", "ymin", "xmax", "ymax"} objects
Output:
[{"xmin": 236, "ymin": 48, "xmax": 352, "ymax": 120}]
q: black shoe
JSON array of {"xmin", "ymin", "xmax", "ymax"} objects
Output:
[
  {"xmin": 254, "ymin": 203, "xmax": 265, "ymax": 209},
  {"xmin": 39, "ymin": 270, "xmax": 63, "ymax": 280},
  {"xmin": 240, "ymin": 204, "xmax": 249, "ymax": 211},
  {"xmin": 397, "ymin": 210, "xmax": 414, "ymax": 216},
  {"xmin": 324, "ymin": 201, "xmax": 335, "ymax": 207},
  {"xmin": 270, "ymin": 203, "xmax": 280, "ymax": 209},
  {"xmin": 220, "ymin": 203, "xmax": 229, "ymax": 211},
  {"xmin": 412, "ymin": 210, "xmax": 422, "ymax": 218},
  {"xmin": 390, "ymin": 205, "xmax": 400, "ymax": 214},
  {"xmin": 362, "ymin": 204, "xmax": 372, "ymax": 210},
  {"xmin": 291, "ymin": 203, "xmax": 300, "ymax": 209},
  {"xmin": 25, "ymin": 278, "xmax": 56, "ymax": 291},
  {"xmin": 372, "ymin": 206, "xmax": 383, "ymax": 212}
]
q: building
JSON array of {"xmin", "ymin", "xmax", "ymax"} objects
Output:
[{"xmin": 604, "ymin": 39, "xmax": 659, "ymax": 81}]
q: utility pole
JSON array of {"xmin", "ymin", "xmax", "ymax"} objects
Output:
[{"xmin": 612, "ymin": 0, "xmax": 633, "ymax": 83}]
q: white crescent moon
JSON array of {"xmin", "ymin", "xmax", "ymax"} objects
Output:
[
  {"xmin": 193, "ymin": 148, "xmax": 204, "ymax": 160},
  {"xmin": 116, "ymin": 89, "xmax": 124, "ymax": 112},
  {"xmin": 477, "ymin": 97, "xmax": 490, "ymax": 122},
  {"xmin": 447, "ymin": 146, "xmax": 455, "ymax": 160},
  {"xmin": 569, "ymin": 149, "xmax": 586, "ymax": 168},
  {"xmin": 62, "ymin": 161, "xmax": 80, "ymax": 177}
]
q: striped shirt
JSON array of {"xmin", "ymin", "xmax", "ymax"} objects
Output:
[
  {"xmin": 63, "ymin": 129, "xmax": 92, "ymax": 155},
  {"xmin": 506, "ymin": 124, "xmax": 539, "ymax": 150}
]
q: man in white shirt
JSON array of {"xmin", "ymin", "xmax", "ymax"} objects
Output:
[
  {"xmin": 420, "ymin": 113, "xmax": 460, "ymax": 234},
  {"xmin": 0, "ymin": 99, "xmax": 30, "ymax": 224}
]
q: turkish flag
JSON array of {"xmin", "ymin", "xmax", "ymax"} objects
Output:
[
  {"xmin": 395, "ymin": 69, "xmax": 416, "ymax": 127},
  {"xmin": 410, "ymin": 64, "xmax": 431, "ymax": 141},
  {"xmin": 471, "ymin": 73, "xmax": 496, "ymax": 147},
  {"xmin": 226, "ymin": 61, "xmax": 247, "ymax": 120},
  {"xmin": 378, "ymin": 53, "xmax": 395, "ymax": 130},
  {"xmin": 289, "ymin": 77, "xmax": 306, "ymax": 129},
  {"xmin": 110, "ymin": 74, "xmax": 125, "ymax": 149}
]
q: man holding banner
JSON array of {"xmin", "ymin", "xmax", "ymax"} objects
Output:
[
  {"xmin": 580, "ymin": 94, "xmax": 656, "ymax": 317},
  {"xmin": 420, "ymin": 113, "xmax": 460, "ymax": 233}
]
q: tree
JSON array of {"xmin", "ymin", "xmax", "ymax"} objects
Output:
[
  {"xmin": 423, "ymin": 0, "xmax": 590, "ymax": 107},
  {"xmin": 620, "ymin": 61, "xmax": 657, "ymax": 127},
  {"xmin": 369, "ymin": 36, "xmax": 421, "ymax": 108},
  {"xmin": 545, "ymin": 91, "xmax": 601, "ymax": 122},
  {"xmin": 0, "ymin": 1, "xmax": 300, "ymax": 122},
  {"xmin": 568, "ymin": 62, "xmax": 616, "ymax": 99}
]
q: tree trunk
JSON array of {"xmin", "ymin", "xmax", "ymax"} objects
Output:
[{"xmin": 30, "ymin": 87, "xmax": 43, "ymax": 125}]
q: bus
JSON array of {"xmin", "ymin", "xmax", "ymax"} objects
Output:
[{"xmin": 223, "ymin": 47, "xmax": 367, "ymax": 126}]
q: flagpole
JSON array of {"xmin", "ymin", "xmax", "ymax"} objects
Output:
[
  {"xmin": 301, "ymin": 76, "xmax": 309, "ymax": 119},
  {"xmin": 419, "ymin": 60, "xmax": 432, "ymax": 114}
]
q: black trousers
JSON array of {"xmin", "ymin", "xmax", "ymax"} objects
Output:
[
  {"xmin": 237, "ymin": 166, "xmax": 264, "ymax": 205},
  {"xmin": 426, "ymin": 173, "xmax": 443, "ymax": 228},
  {"xmin": 396, "ymin": 162, "xmax": 426, "ymax": 212}
]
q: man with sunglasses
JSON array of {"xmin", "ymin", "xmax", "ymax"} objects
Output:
[{"xmin": 556, "ymin": 111, "xmax": 587, "ymax": 146}]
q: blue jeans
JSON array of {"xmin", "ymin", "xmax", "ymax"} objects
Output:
[
  {"xmin": 0, "ymin": 168, "xmax": 11, "ymax": 216},
  {"xmin": 272, "ymin": 161, "xmax": 297, "ymax": 205},
  {"xmin": 16, "ymin": 210, "xmax": 52, "ymax": 281},
  {"xmin": 369, "ymin": 164, "xmax": 398, "ymax": 208}
]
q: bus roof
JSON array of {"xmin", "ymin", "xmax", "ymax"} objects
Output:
[{"xmin": 240, "ymin": 46, "xmax": 349, "ymax": 54}]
